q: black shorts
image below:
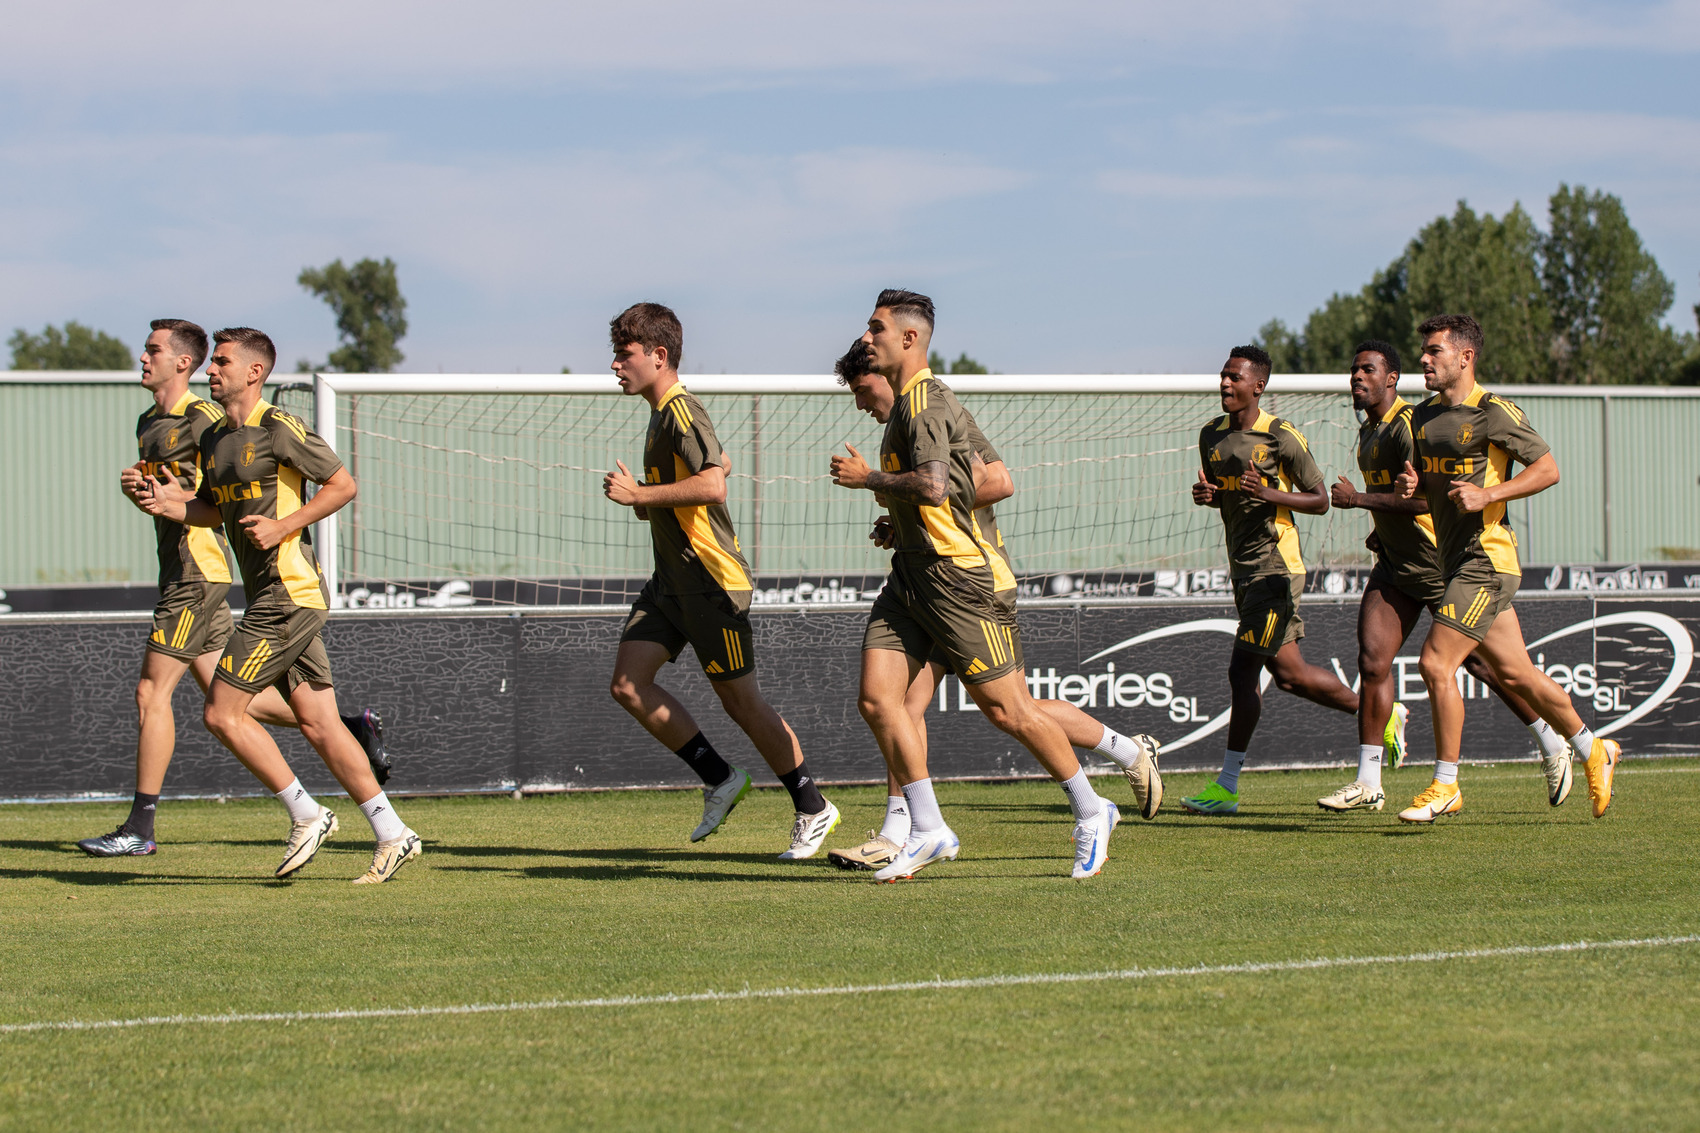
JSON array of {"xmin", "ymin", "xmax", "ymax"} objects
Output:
[
  {"xmin": 1368, "ymin": 559, "xmax": 1446, "ymax": 608},
  {"xmin": 214, "ymin": 585, "xmax": 334, "ymax": 696},
  {"xmin": 864, "ymin": 558, "xmax": 1020, "ymax": 685},
  {"xmin": 148, "ymin": 580, "xmax": 235, "ymax": 661},
  {"xmin": 1432, "ymin": 559, "xmax": 1520, "ymax": 643},
  {"xmin": 1231, "ymin": 573, "xmax": 1305, "ymax": 657},
  {"xmin": 621, "ymin": 578, "xmax": 754, "ymax": 682}
]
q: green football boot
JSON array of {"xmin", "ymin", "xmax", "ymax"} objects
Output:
[
  {"xmin": 1179, "ymin": 781, "xmax": 1239, "ymax": 815},
  {"xmin": 1383, "ymin": 702, "xmax": 1410, "ymax": 770}
]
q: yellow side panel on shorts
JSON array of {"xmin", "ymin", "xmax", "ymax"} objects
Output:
[
  {"xmin": 1479, "ymin": 445, "xmax": 1521, "ymax": 575},
  {"xmin": 275, "ymin": 466, "xmax": 328, "ymax": 609},
  {"xmin": 672, "ymin": 455, "xmax": 752, "ymax": 592}
]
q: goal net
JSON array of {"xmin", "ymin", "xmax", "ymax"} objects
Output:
[{"xmin": 281, "ymin": 375, "xmax": 1392, "ymax": 608}]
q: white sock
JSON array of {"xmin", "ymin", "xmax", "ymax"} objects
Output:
[
  {"xmin": 1434, "ymin": 760, "xmax": 1459, "ymax": 786},
  {"xmin": 1059, "ymin": 769, "xmax": 1104, "ymax": 821},
  {"xmin": 879, "ymin": 795, "xmax": 911, "ymax": 844},
  {"xmin": 358, "ymin": 791, "xmax": 407, "ymax": 842},
  {"xmin": 1092, "ymin": 725, "xmax": 1138, "ymax": 770},
  {"xmin": 901, "ymin": 778, "xmax": 945, "ymax": 835},
  {"xmin": 1567, "ymin": 725, "xmax": 1597, "ymax": 762},
  {"xmin": 1528, "ymin": 719, "xmax": 1569, "ymax": 761},
  {"xmin": 1357, "ymin": 744, "xmax": 1383, "ymax": 790},
  {"xmin": 1217, "ymin": 750, "xmax": 1247, "ymax": 794},
  {"xmin": 274, "ymin": 778, "xmax": 320, "ymax": 824}
]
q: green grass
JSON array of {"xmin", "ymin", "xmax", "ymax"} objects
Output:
[{"xmin": 3, "ymin": 760, "xmax": 1698, "ymax": 1131}]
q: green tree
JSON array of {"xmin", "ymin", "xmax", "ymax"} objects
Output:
[
  {"xmin": 1542, "ymin": 184, "xmax": 1680, "ymax": 385},
  {"xmin": 8, "ymin": 321, "xmax": 132, "ymax": 369},
  {"xmin": 1405, "ymin": 201, "xmax": 1551, "ymax": 384},
  {"xmin": 1255, "ymin": 185, "xmax": 1685, "ymax": 383},
  {"xmin": 928, "ymin": 350, "xmax": 989, "ymax": 375},
  {"xmin": 297, "ymin": 257, "xmax": 408, "ymax": 372}
]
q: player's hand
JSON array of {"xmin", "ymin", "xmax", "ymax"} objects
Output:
[
  {"xmin": 1448, "ymin": 480, "xmax": 1490, "ymax": 513},
  {"xmin": 870, "ymin": 514, "xmax": 895, "ymax": 549},
  {"xmin": 1395, "ymin": 460, "xmax": 1419, "ymax": 499},
  {"xmin": 603, "ymin": 460, "xmax": 644, "ymax": 506},
  {"xmin": 1364, "ymin": 530, "xmax": 1383, "ymax": 555},
  {"xmin": 120, "ymin": 463, "xmax": 151, "ymax": 506},
  {"xmin": 238, "ymin": 513, "xmax": 289, "ymax": 550},
  {"xmin": 1192, "ymin": 469, "xmax": 1217, "ymax": 506},
  {"xmin": 1239, "ymin": 464, "xmax": 1270, "ymax": 502},
  {"xmin": 1330, "ymin": 475, "xmax": 1359, "ymax": 509},
  {"xmin": 137, "ymin": 473, "xmax": 191, "ymax": 519},
  {"xmin": 633, "ymin": 505, "xmax": 649, "ymax": 522},
  {"xmin": 831, "ymin": 443, "xmax": 872, "ymax": 489}
]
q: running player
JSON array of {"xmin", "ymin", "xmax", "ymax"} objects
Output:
[
  {"xmin": 1317, "ymin": 340, "xmax": 1578, "ymax": 812},
  {"xmin": 1394, "ymin": 314, "xmax": 1620, "ymax": 822},
  {"xmin": 824, "ymin": 340, "xmax": 1161, "ymax": 870},
  {"xmin": 830, "ymin": 291, "xmax": 1120, "ymax": 881},
  {"xmin": 139, "ymin": 328, "xmax": 421, "ymax": 883},
  {"xmin": 602, "ymin": 303, "xmax": 841, "ymax": 859},
  {"xmin": 79, "ymin": 319, "xmax": 388, "ymax": 859},
  {"xmin": 1185, "ymin": 345, "xmax": 1359, "ymax": 815}
]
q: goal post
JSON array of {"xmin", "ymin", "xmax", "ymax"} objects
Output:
[{"xmin": 296, "ymin": 373, "xmax": 1430, "ymax": 609}]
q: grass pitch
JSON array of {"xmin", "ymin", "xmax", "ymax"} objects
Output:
[{"xmin": 3, "ymin": 760, "xmax": 1698, "ymax": 1131}]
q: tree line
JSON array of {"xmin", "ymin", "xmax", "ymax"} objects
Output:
[
  {"xmin": 6, "ymin": 258, "xmax": 410, "ymax": 374},
  {"xmin": 1255, "ymin": 183, "xmax": 1699, "ymax": 384}
]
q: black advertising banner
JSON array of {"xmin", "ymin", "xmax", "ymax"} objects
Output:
[{"xmin": 0, "ymin": 595, "xmax": 1694, "ymax": 801}]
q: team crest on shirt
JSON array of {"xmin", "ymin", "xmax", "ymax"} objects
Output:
[
  {"xmin": 1457, "ymin": 424, "xmax": 1472, "ymax": 445},
  {"xmin": 167, "ymin": 429, "xmax": 179, "ymax": 449},
  {"xmin": 1371, "ymin": 440, "xmax": 1380, "ymax": 459},
  {"xmin": 1251, "ymin": 444, "xmax": 1268, "ymax": 465},
  {"xmin": 241, "ymin": 442, "xmax": 256, "ymax": 467}
]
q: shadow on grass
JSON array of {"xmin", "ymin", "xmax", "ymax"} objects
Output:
[{"xmin": 0, "ymin": 866, "xmax": 298, "ymax": 887}]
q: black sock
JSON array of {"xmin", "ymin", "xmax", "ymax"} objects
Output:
[
  {"xmin": 778, "ymin": 762, "xmax": 827, "ymax": 815},
  {"xmin": 673, "ymin": 732, "xmax": 734, "ymax": 788},
  {"xmin": 124, "ymin": 792, "xmax": 160, "ymax": 841}
]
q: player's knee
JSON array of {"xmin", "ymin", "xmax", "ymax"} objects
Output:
[
  {"xmin": 202, "ymin": 700, "xmax": 239, "ymax": 739},
  {"xmin": 135, "ymin": 678, "xmax": 168, "ymax": 716},
  {"xmin": 608, "ymin": 674, "xmax": 643, "ymax": 711},
  {"xmin": 1358, "ymin": 652, "xmax": 1392, "ymax": 685},
  {"xmin": 1418, "ymin": 651, "xmax": 1452, "ymax": 691},
  {"xmin": 857, "ymin": 691, "xmax": 899, "ymax": 729}
]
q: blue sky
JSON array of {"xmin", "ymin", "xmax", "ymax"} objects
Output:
[{"xmin": 2, "ymin": 1, "xmax": 1696, "ymax": 374}]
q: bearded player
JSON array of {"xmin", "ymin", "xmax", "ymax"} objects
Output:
[
  {"xmin": 1318, "ymin": 339, "xmax": 1579, "ymax": 813},
  {"xmin": 825, "ymin": 339, "xmax": 1161, "ymax": 870},
  {"xmin": 1394, "ymin": 314, "xmax": 1621, "ymax": 823},
  {"xmin": 831, "ymin": 291, "xmax": 1120, "ymax": 880}
]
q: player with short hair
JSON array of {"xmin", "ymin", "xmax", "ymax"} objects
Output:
[
  {"xmin": 602, "ymin": 302, "xmax": 841, "ymax": 859},
  {"xmin": 825, "ymin": 340, "xmax": 1161, "ymax": 870},
  {"xmin": 1186, "ymin": 345, "xmax": 1359, "ymax": 815},
  {"xmin": 79, "ymin": 319, "xmax": 388, "ymax": 859},
  {"xmin": 140, "ymin": 327, "xmax": 421, "ymax": 883},
  {"xmin": 1318, "ymin": 340, "xmax": 1577, "ymax": 812},
  {"xmin": 830, "ymin": 292, "xmax": 1120, "ymax": 880},
  {"xmin": 1394, "ymin": 314, "xmax": 1620, "ymax": 822}
]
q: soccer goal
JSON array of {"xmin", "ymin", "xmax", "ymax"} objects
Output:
[{"xmin": 282, "ymin": 373, "xmax": 1422, "ymax": 609}]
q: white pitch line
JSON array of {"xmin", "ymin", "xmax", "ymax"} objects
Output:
[{"xmin": 4, "ymin": 933, "xmax": 1695, "ymax": 1038}]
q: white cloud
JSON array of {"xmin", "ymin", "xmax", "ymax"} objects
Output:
[{"xmin": 7, "ymin": 1, "xmax": 1691, "ymax": 96}]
